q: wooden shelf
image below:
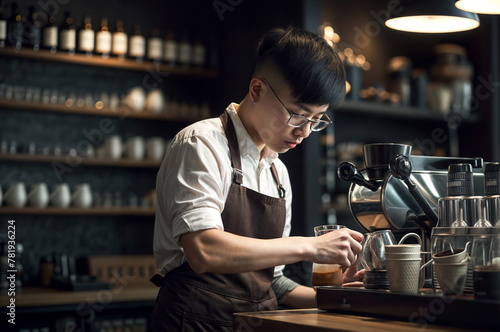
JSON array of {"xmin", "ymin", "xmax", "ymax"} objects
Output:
[
  {"xmin": 0, "ymin": 153, "xmax": 162, "ymax": 168},
  {"xmin": 0, "ymin": 286, "xmax": 158, "ymax": 307},
  {"xmin": 0, "ymin": 206, "xmax": 155, "ymax": 216},
  {"xmin": 0, "ymin": 99, "xmax": 199, "ymax": 122},
  {"xmin": 337, "ymin": 101, "xmax": 480, "ymax": 123},
  {"xmin": 0, "ymin": 47, "xmax": 218, "ymax": 78}
]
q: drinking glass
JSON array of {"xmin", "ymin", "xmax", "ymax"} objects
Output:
[{"xmin": 311, "ymin": 225, "xmax": 345, "ymax": 287}]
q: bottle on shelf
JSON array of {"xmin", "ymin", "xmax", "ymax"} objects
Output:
[
  {"xmin": 178, "ymin": 35, "xmax": 192, "ymax": 68},
  {"xmin": 27, "ymin": 6, "xmax": 41, "ymax": 51},
  {"xmin": 112, "ymin": 19, "xmax": 127, "ymax": 59},
  {"xmin": 42, "ymin": 9, "xmax": 58, "ymax": 53},
  {"xmin": 59, "ymin": 11, "xmax": 76, "ymax": 55},
  {"xmin": 78, "ymin": 14, "xmax": 95, "ymax": 56},
  {"xmin": 7, "ymin": 2, "xmax": 23, "ymax": 50},
  {"xmin": 163, "ymin": 31, "xmax": 177, "ymax": 66},
  {"xmin": 0, "ymin": 0, "xmax": 6, "ymax": 47},
  {"xmin": 129, "ymin": 23, "xmax": 145, "ymax": 62},
  {"xmin": 147, "ymin": 28, "xmax": 162, "ymax": 63},
  {"xmin": 192, "ymin": 39, "xmax": 206, "ymax": 68},
  {"xmin": 95, "ymin": 17, "xmax": 111, "ymax": 58}
]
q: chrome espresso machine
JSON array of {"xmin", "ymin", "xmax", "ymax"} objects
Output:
[
  {"xmin": 316, "ymin": 143, "xmax": 500, "ymax": 329},
  {"xmin": 336, "ymin": 143, "xmax": 484, "ymax": 286}
]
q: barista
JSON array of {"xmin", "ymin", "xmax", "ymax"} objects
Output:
[{"xmin": 150, "ymin": 26, "xmax": 364, "ymax": 331}]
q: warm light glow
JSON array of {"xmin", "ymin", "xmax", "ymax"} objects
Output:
[
  {"xmin": 345, "ymin": 81, "xmax": 351, "ymax": 94},
  {"xmin": 344, "ymin": 48, "xmax": 353, "ymax": 56},
  {"xmin": 332, "ymin": 33, "xmax": 340, "ymax": 43},
  {"xmin": 456, "ymin": 0, "xmax": 500, "ymax": 14},
  {"xmin": 385, "ymin": 15, "xmax": 480, "ymax": 33},
  {"xmin": 324, "ymin": 25, "xmax": 335, "ymax": 40}
]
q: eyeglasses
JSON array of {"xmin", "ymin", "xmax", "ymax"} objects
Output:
[{"xmin": 260, "ymin": 78, "xmax": 331, "ymax": 131}]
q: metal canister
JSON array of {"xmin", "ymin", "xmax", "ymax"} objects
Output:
[
  {"xmin": 463, "ymin": 196, "xmax": 486, "ymax": 226},
  {"xmin": 485, "ymin": 195, "xmax": 500, "ymax": 226},
  {"xmin": 485, "ymin": 162, "xmax": 500, "ymax": 196},
  {"xmin": 447, "ymin": 163, "xmax": 473, "ymax": 196},
  {"xmin": 437, "ymin": 196, "xmax": 463, "ymax": 227}
]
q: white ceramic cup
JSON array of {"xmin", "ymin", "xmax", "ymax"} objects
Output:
[
  {"xmin": 125, "ymin": 136, "xmax": 146, "ymax": 160},
  {"xmin": 28, "ymin": 183, "xmax": 50, "ymax": 208},
  {"xmin": 104, "ymin": 135, "xmax": 123, "ymax": 160},
  {"xmin": 146, "ymin": 137, "xmax": 166, "ymax": 161},
  {"xmin": 386, "ymin": 258, "xmax": 422, "ymax": 294},
  {"xmin": 4, "ymin": 182, "xmax": 28, "ymax": 207},
  {"xmin": 50, "ymin": 183, "xmax": 71, "ymax": 208},
  {"xmin": 72, "ymin": 183, "xmax": 93, "ymax": 208},
  {"xmin": 434, "ymin": 261, "xmax": 469, "ymax": 295}
]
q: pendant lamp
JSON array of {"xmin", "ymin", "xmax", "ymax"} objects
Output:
[
  {"xmin": 385, "ymin": 0, "xmax": 480, "ymax": 33},
  {"xmin": 456, "ymin": 0, "xmax": 500, "ymax": 15}
]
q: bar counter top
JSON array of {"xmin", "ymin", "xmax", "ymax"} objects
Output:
[{"xmin": 233, "ymin": 309, "xmax": 485, "ymax": 332}]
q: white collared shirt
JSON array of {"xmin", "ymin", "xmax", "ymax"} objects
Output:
[{"xmin": 153, "ymin": 103, "xmax": 293, "ymax": 277}]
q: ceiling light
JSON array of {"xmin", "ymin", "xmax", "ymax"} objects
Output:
[
  {"xmin": 456, "ymin": 0, "xmax": 500, "ymax": 15},
  {"xmin": 385, "ymin": 0, "xmax": 480, "ymax": 33}
]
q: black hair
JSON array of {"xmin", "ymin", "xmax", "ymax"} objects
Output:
[{"xmin": 256, "ymin": 26, "xmax": 346, "ymax": 110}]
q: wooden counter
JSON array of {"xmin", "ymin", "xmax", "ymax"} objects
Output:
[{"xmin": 233, "ymin": 309, "xmax": 481, "ymax": 332}]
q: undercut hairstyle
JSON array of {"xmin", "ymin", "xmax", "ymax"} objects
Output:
[{"xmin": 255, "ymin": 26, "xmax": 346, "ymax": 110}]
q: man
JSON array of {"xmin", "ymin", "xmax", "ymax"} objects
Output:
[{"xmin": 151, "ymin": 26, "xmax": 363, "ymax": 331}]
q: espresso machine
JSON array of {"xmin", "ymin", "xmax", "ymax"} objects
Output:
[{"xmin": 337, "ymin": 143, "xmax": 484, "ymax": 287}]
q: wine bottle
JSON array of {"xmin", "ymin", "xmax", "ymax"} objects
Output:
[
  {"xmin": 59, "ymin": 12, "xmax": 76, "ymax": 55},
  {"xmin": 129, "ymin": 23, "xmax": 145, "ymax": 61},
  {"xmin": 111, "ymin": 19, "xmax": 127, "ymax": 59},
  {"xmin": 27, "ymin": 6, "xmax": 41, "ymax": 51},
  {"xmin": 192, "ymin": 39, "xmax": 206, "ymax": 68},
  {"xmin": 95, "ymin": 17, "xmax": 111, "ymax": 58},
  {"xmin": 78, "ymin": 14, "xmax": 94, "ymax": 56},
  {"xmin": 163, "ymin": 32, "xmax": 177, "ymax": 66},
  {"xmin": 178, "ymin": 36, "xmax": 192, "ymax": 67},
  {"xmin": 147, "ymin": 28, "xmax": 162, "ymax": 63},
  {"xmin": 42, "ymin": 9, "xmax": 58, "ymax": 53},
  {"xmin": 0, "ymin": 0, "xmax": 6, "ymax": 47},
  {"xmin": 7, "ymin": 2, "xmax": 23, "ymax": 50}
]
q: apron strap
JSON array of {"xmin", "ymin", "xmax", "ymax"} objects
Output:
[
  {"xmin": 271, "ymin": 163, "xmax": 286, "ymax": 198},
  {"xmin": 220, "ymin": 111, "xmax": 243, "ymax": 185}
]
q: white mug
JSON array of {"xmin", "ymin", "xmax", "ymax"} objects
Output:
[
  {"xmin": 50, "ymin": 183, "xmax": 71, "ymax": 208},
  {"xmin": 124, "ymin": 136, "xmax": 146, "ymax": 160},
  {"xmin": 72, "ymin": 183, "xmax": 93, "ymax": 208},
  {"xmin": 28, "ymin": 183, "xmax": 50, "ymax": 208},
  {"xmin": 4, "ymin": 182, "xmax": 27, "ymax": 208},
  {"xmin": 104, "ymin": 135, "xmax": 123, "ymax": 160},
  {"xmin": 146, "ymin": 137, "xmax": 166, "ymax": 161}
]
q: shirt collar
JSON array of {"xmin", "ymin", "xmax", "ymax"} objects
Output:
[{"xmin": 226, "ymin": 103, "xmax": 279, "ymax": 166}]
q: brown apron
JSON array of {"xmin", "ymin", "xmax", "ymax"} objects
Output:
[{"xmin": 150, "ymin": 111, "xmax": 286, "ymax": 331}]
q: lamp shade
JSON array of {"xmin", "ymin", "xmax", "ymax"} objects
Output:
[
  {"xmin": 456, "ymin": 0, "xmax": 500, "ymax": 15},
  {"xmin": 385, "ymin": 0, "xmax": 480, "ymax": 33}
]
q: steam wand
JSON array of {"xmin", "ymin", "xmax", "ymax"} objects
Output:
[{"xmin": 389, "ymin": 154, "xmax": 439, "ymax": 228}]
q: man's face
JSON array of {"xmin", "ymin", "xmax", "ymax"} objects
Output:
[{"xmin": 253, "ymin": 78, "xmax": 329, "ymax": 154}]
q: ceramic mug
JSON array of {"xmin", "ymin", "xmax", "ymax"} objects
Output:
[
  {"xmin": 124, "ymin": 136, "xmax": 146, "ymax": 160},
  {"xmin": 4, "ymin": 182, "xmax": 28, "ymax": 207},
  {"xmin": 50, "ymin": 183, "xmax": 71, "ymax": 208},
  {"xmin": 146, "ymin": 137, "xmax": 166, "ymax": 161},
  {"xmin": 72, "ymin": 183, "xmax": 93, "ymax": 208},
  {"xmin": 104, "ymin": 135, "xmax": 123, "ymax": 160},
  {"xmin": 28, "ymin": 183, "xmax": 50, "ymax": 208}
]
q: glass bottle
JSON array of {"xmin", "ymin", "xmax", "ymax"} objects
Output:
[
  {"xmin": 112, "ymin": 19, "xmax": 127, "ymax": 59},
  {"xmin": 7, "ymin": 2, "xmax": 23, "ymax": 50},
  {"xmin": 163, "ymin": 31, "xmax": 177, "ymax": 65},
  {"xmin": 192, "ymin": 39, "xmax": 206, "ymax": 68},
  {"xmin": 59, "ymin": 12, "xmax": 76, "ymax": 55},
  {"xmin": 95, "ymin": 17, "xmax": 111, "ymax": 58},
  {"xmin": 78, "ymin": 14, "xmax": 95, "ymax": 56},
  {"xmin": 147, "ymin": 28, "xmax": 162, "ymax": 63},
  {"xmin": 129, "ymin": 23, "xmax": 145, "ymax": 61},
  {"xmin": 178, "ymin": 36, "xmax": 192, "ymax": 67},
  {"xmin": 42, "ymin": 9, "xmax": 58, "ymax": 53},
  {"xmin": 27, "ymin": 6, "xmax": 41, "ymax": 51},
  {"xmin": 0, "ymin": 0, "xmax": 6, "ymax": 47}
]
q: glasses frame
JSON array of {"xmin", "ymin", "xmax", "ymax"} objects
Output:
[{"xmin": 260, "ymin": 78, "xmax": 331, "ymax": 131}]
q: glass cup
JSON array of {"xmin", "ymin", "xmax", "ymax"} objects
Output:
[
  {"xmin": 311, "ymin": 225, "xmax": 345, "ymax": 287},
  {"xmin": 471, "ymin": 235, "xmax": 500, "ymax": 300}
]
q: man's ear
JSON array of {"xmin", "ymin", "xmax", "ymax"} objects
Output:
[{"xmin": 249, "ymin": 78, "xmax": 263, "ymax": 103}]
